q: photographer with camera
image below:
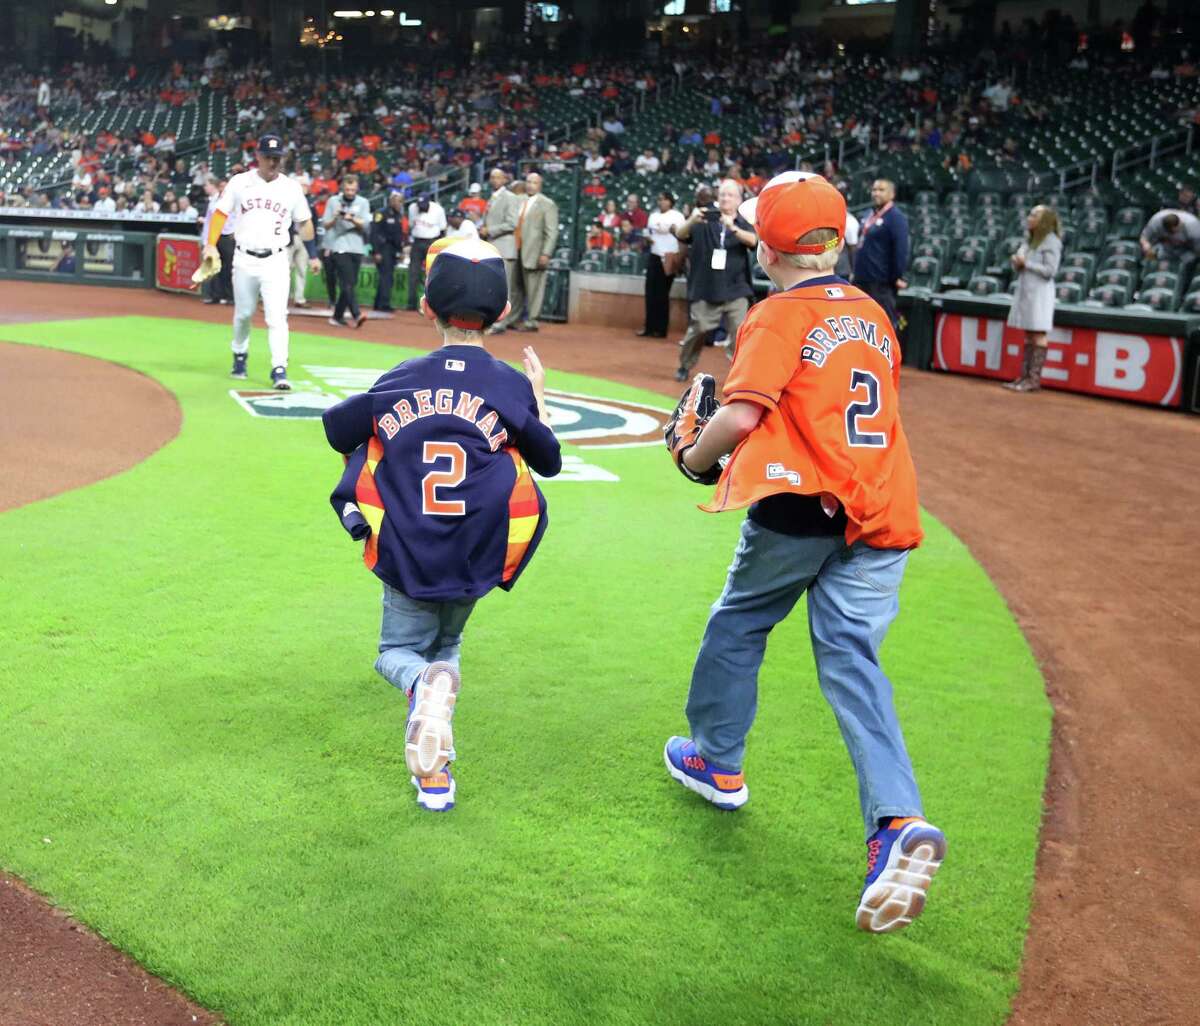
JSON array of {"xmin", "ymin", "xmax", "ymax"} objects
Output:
[
  {"xmin": 672, "ymin": 180, "xmax": 757, "ymax": 381},
  {"xmin": 322, "ymin": 174, "xmax": 371, "ymax": 328}
]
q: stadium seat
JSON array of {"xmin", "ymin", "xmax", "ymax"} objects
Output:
[
  {"xmin": 1179, "ymin": 290, "xmax": 1200, "ymax": 313},
  {"xmin": 1094, "ymin": 267, "xmax": 1134, "ymax": 291},
  {"xmin": 1104, "ymin": 239, "xmax": 1142, "ymax": 260},
  {"xmin": 1058, "ymin": 266, "xmax": 1092, "ymax": 291},
  {"xmin": 1140, "ymin": 269, "xmax": 1180, "ymax": 294},
  {"xmin": 942, "ymin": 243, "xmax": 988, "ymax": 288},
  {"xmin": 1110, "ymin": 207, "xmax": 1146, "ymax": 238},
  {"xmin": 908, "ymin": 256, "xmax": 941, "ymax": 290},
  {"xmin": 968, "ymin": 274, "xmax": 1002, "ymax": 296},
  {"xmin": 1131, "ymin": 286, "xmax": 1177, "ymax": 311},
  {"xmin": 1099, "ymin": 254, "xmax": 1140, "ymax": 274},
  {"xmin": 1062, "ymin": 251, "xmax": 1097, "ymax": 274},
  {"xmin": 912, "ymin": 238, "xmax": 947, "ymax": 263},
  {"xmin": 987, "ymin": 236, "xmax": 1024, "ymax": 275},
  {"xmin": 1086, "ymin": 283, "xmax": 1129, "ymax": 307},
  {"xmin": 1055, "ymin": 281, "xmax": 1084, "ymax": 304}
]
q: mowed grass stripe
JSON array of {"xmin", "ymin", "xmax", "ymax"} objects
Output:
[{"xmin": 0, "ymin": 317, "xmax": 1049, "ymax": 1026}]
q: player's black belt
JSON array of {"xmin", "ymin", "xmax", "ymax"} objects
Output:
[{"xmin": 237, "ymin": 245, "xmax": 286, "ymax": 258}]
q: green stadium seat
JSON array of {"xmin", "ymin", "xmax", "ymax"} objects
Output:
[
  {"xmin": 1094, "ymin": 267, "xmax": 1134, "ymax": 291},
  {"xmin": 1130, "ymin": 286, "xmax": 1177, "ymax": 312},
  {"xmin": 1055, "ymin": 281, "xmax": 1084, "ymax": 304},
  {"xmin": 1179, "ymin": 290, "xmax": 1200, "ymax": 314},
  {"xmin": 1058, "ymin": 266, "xmax": 1093, "ymax": 291},
  {"xmin": 1086, "ymin": 283, "xmax": 1129, "ymax": 307},
  {"xmin": 908, "ymin": 256, "xmax": 941, "ymax": 290},
  {"xmin": 943, "ymin": 242, "xmax": 988, "ymax": 288},
  {"xmin": 1111, "ymin": 207, "xmax": 1146, "ymax": 239},
  {"xmin": 1103, "ymin": 239, "xmax": 1141, "ymax": 260},
  {"xmin": 1100, "ymin": 253, "xmax": 1140, "ymax": 274},
  {"xmin": 967, "ymin": 274, "xmax": 1002, "ymax": 296},
  {"xmin": 1139, "ymin": 269, "xmax": 1180, "ymax": 294}
]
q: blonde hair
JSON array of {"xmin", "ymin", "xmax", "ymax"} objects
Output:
[
  {"xmin": 778, "ymin": 228, "xmax": 841, "ymax": 271},
  {"xmin": 434, "ymin": 317, "xmax": 486, "ymax": 343},
  {"xmin": 1029, "ymin": 205, "xmax": 1060, "ymax": 249},
  {"xmin": 341, "ymin": 174, "xmax": 359, "ymax": 187}
]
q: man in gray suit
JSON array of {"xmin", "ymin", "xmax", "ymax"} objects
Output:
[
  {"xmin": 481, "ymin": 168, "xmax": 519, "ymax": 331},
  {"xmin": 503, "ymin": 172, "xmax": 560, "ymax": 333}
]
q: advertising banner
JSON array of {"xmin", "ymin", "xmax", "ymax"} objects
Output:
[
  {"xmin": 934, "ymin": 312, "xmax": 1185, "ymax": 407},
  {"xmin": 155, "ymin": 233, "xmax": 202, "ymax": 293}
]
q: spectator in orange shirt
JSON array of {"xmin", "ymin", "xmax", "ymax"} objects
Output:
[
  {"xmin": 583, "ymin": 176, "xmax": 607, "ymax": 198},
  {"xmin": 351, "ymin": 152, "xmax": 378, "ymax": 175},
  {"xmin": 587, "ymin": 225, "xmax": 614, "ymax": 251},
  {"xmin": 458, "ymin": 182, "xmax": 488, "ymax": 223},
  {"xmin": 704, "ymin": 130, "xmax": 722, "ymax": 147},
  {"xmin": 336, "ymin": 141, "xmax": 356, "ymax": 163},
  {"xmin": 362, "ymin": 133, "xmax": 381, "ymax": 151}
]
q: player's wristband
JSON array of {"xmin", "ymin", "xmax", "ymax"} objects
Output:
[{"xmin": 304, "ymin": 238, "xmax": 318, "ymax": 259}]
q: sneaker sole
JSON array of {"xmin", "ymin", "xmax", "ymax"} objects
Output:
[
  {"xmin": 273, "ymin": 381, "xmax": 291, "ymax": 391},
  {"xmin": 410, "ymin": 775, "xmax": 456, "ymax": 812},
  {"xmin": 855, "ymin": 823, "xmax": 946, "ymax": 933},
  {"xmin": 230, "ymin": 372, "xmax": 247, "ymax": 379},
  {"xmin": 662, "ymin": 739, "xmax": 748, "ymax": 810},
  {"xmin": 405, "ymin": 662, "xmax": 461, "ymax": 777}
]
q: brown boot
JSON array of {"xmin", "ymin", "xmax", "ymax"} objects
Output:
[
  {"xmin": 1021, "ymin": 344, "xmax": 1048, "ymax": 391},
  {"xmin": 1003, "ymin": 340, "xmax": 1033, "ymax": 390}
]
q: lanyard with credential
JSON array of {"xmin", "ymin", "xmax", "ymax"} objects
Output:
[
  {"xmin": 862, "ymin": 201, "xmax": 892, "ymax": 234},
  {"xmin": 711, "ymin": 221, "xmax": 729, "ymax": 270}
]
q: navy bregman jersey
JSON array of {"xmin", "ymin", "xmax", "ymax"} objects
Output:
[{"xmin": 323, "ymin": 344, "xmax": 562, "ymax": 601}]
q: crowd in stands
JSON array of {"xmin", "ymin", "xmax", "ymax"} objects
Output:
[{"xmin": 2, "ymin": 25, "xmax": 1200, "ymax": 302}]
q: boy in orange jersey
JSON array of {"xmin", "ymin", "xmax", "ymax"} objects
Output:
[{"xmin": 663, "ymin": 172, "xmax": 946, "ymax": 933}]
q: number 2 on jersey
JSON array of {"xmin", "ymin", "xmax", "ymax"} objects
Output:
[
  {"xmin": 421, "ymin": 442, "xmax": 466, "ymax": 515},
  {"xmin": 845, "ymin": 369, "xmax": 887, "ymax": 448}
]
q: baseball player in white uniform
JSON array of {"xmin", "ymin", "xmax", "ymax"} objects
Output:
[{"xmin": 204, "ymin": 135, "xmax": 321, "ymax": 390}]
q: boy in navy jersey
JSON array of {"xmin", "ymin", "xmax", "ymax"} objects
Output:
[{"xmin": 323, "ymin": 237, "xmax": 561, "ymax": 811}]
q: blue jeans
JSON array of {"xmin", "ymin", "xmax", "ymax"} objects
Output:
[
  {"xmin": 375, "ymin": 584, "xmax": 476, "ymax": 695},
  {"xmin": 685, "ymin": 518, "xmax": 923, "ymax": 837}
]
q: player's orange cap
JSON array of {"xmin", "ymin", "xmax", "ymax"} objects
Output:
[{"xmin": 738, "ymin": 171, "xmax": 846, "ymax": 255}]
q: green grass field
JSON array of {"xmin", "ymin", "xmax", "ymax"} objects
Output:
[{"xmin": 0, "ymin": 317, "xmax": 1050, "ymax": 1026}]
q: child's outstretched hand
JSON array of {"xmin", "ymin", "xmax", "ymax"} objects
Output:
[{"xmin": 523, "ymin": 346, "xmax": 551, "ymax": 425}]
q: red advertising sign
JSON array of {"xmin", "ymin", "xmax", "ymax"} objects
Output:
[
  {"xmin": 155, "ymin": 233, "xmax": 202, "ymax": 294},
  {"xmin": 934, "ymin": 312, "xmax": 1185, "ymax": 407}
]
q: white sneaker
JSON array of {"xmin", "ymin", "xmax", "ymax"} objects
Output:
[{"xmin": 404, "ymin": 661, "xmax": 461, "ymax": 777}]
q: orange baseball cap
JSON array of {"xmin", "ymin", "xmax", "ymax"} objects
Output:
[{"xmin": 738, "ymin": 171, "xmax": 846, "ymax": 255}]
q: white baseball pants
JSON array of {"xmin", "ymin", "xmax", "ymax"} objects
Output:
[{"xmin": 231, "ymin": 251, "xmax": 291, "ymax": 370}]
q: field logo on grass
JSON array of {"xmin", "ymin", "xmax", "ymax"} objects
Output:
[
  {"xmin": 541, "ymin": 389, "xmax": 667, "ymax": 449},
  {"xmin": 229, "ymin": 389, "xmax": 344, "ymax": 419},
  {"xmin": 232, "ymin": 368, "xmax": 670, "ymax": 451}
]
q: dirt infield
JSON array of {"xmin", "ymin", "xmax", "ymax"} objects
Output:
[{"xmin": 1, "ymin": 281, "xmax": 1197, "ymax": 1026}]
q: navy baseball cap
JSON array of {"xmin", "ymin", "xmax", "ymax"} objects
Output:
[
  {"xmin": 257, "ymin": 134, "xmax": 283, "ymax": 154},
  {"xmin": 423, "ymin": 238, "xmax": 508, "ymax": 330}
]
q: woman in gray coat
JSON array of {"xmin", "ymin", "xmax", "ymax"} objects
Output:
[{"xmin": 1004, "ymin": 205, "xmax": 1062, "ymax": 392}]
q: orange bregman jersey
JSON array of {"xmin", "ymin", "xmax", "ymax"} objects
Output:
[{"xmin": 702, "ymin": 280, "xmax": 923, "ymax": 550}]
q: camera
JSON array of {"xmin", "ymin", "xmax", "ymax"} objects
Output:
[{"xmin": 703, "ymin": 207, "xmax": 721, "ymax": 223}]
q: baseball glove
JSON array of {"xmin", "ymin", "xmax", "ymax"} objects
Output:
[
  {"xmin": 191, "ymin": 247, "xmax": 221, "ymax": 286},
  {"xmin": 664, "ymin": 373, "xmax": 722, "ymax": 485}
]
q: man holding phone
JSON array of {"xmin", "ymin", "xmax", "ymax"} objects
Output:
[
  {"xmin": 672, "ymin": 180, "xmax": 757, "ymax": 381},
  {"xmin": 322, "ymin": 173, "xmax": 371, "ymax": 328}
]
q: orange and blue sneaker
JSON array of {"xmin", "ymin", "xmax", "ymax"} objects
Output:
[
  {"xmin": 855, "ymin": 817, "xmax": 946, "ymax": 933},
  {"xmin": 411, "ymin": 766, "xmax": 455, "ymax": 812},
  {"xmin": 663, "ymin": 736, "xmax": 748, "ymax": 810},
  {"xmin": 404, "ymin": 661, "xmax": 460, "ymax": 778}
]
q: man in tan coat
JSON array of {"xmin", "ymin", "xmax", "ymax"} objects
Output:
[
  {"xmin": 481, "ymin": 168, "xmax": 519, "ymax": 328},
  {"xmin": 502, "ymin": 172, "xmax": 559, "ymax": 333}
]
